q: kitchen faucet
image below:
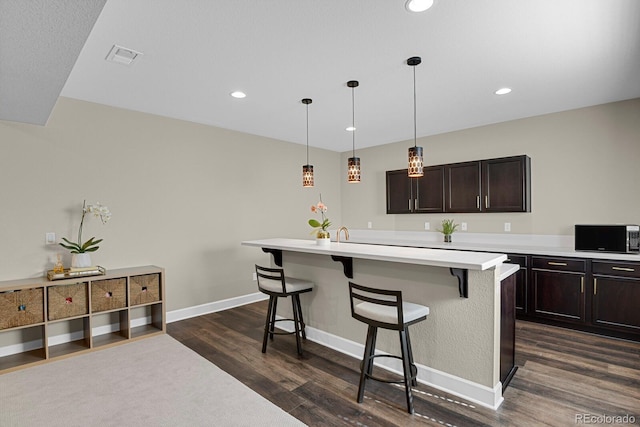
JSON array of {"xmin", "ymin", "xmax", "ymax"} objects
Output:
[{"xmin": 336, "ymin": 226, "xmax": 349, "ymax": 243}]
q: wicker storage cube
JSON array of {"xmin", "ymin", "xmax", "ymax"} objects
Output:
[
  {"xmin": 0, "ymin": 288, "xmax": 45, "ymax": 330},
  {"xmin": 130, "ymin": 274, "xmax": 160, "ymax": 305},
  {"xmin": 91, "ymin": 278, "xmax": 127, "ymax": 312},
  {"xmin": 47, "ymin": 282, "xmax": 88, "ymax": 321}
]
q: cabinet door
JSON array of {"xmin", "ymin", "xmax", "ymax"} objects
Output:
[
  {"xmin": 445, "ymin": 161, "xmax": 481, "ymax": 212},
  {"xmin": 592, "ymin": 261, "xmax": 640, "ymax": 333},
  {"xmin": 415, "ymin": 166, "xmax": 445, "ymax": 213},
  {"xmin": 592, "ymin": 277, "xmax": 640, "ymax": 333},
  {"xmin": 532, "ymin": 270, "xmax": 585, "ymax": 322},
  {"xmin": 386, "ymin": 169, "xmax": 412, "ymax": 214},
  {"xmin": 482, "ymin": 156, "xmax": 531, "ymax": 212}
]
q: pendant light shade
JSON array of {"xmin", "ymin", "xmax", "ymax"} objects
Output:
[
  {"xmin": 407, "ymin": 56, "xmax": 424, "ymax": 178},
  {"xmin": 347, "ymin": 80, "xmax": 361, "ymax": 183},
  {"xmin": 302, "ymin": 98, "xmax": 314, "ymax": 187}
]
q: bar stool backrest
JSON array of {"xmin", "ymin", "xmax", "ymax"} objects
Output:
[
  {"xmin": 255, "ymin": 265, "xmax": 287, "ymax": 294},
  {"xmin": 349, "ymin": 281, "xmax": 405, "ymax": 330}
]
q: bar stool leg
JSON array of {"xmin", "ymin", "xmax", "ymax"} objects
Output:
[
  {"xmin": 399, "ymin": 328, "xmax": 415, "ymax": 414},
  {"xmin": 269, "ymin": 297, "xmax": 278, "ymax": 340},
  {"xmin": 262, "ymin": 296, "xmax": 275, "ymax": 353},
  {"xmin": 406, "ymin": 328, "xmax": 417, "ymax": 387},
  {"xmin": 291, "ymin": 294, "xmax": 303, "ymax": 355},
  {"xmin": 294, "ymin": 294, "xmax": 306, "ymax": 340},
  {"xmin": 357, "ymin": 325, "xmax": 378, "ymax": 403}
]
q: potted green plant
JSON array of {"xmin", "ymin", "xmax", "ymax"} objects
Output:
[
  {"xmin": 59, "ymin": 200, "xmax": 111, "ymax": 268},
  {"xmin": 438, "ymin": 219, "xmax": 459, "ymax": 243}
]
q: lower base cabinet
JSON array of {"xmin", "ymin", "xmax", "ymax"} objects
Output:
[
  {"xmin": 0, "ymin": 265, "xmax": 165, "ymax": 374},
  {"xmin": 592, "ymin": 261, "xmax": 640, "ymax": 334}
]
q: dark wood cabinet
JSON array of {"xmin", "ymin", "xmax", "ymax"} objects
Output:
[
  {"xmin": 482, "ymin": 156, "xmax": 531, "ymax": 212},
  {"xmin": 531, "ymin": 256, "xmax": 586, "ymax": 323},
  {"xmin": 500, "ymin": 272, "xmax": 517, "ymax": 390},
  {"xmin": 386, "ymin": 166, "xmax": 444, "ymax": 214},
  {"xmin": 591, "ymin": 260, "xmax": 640, "ymax": 334},
  {"xmin": 387, "ymin": 155, "xmax": 531, "ymax": 214},
  {"xmin": 445, "ymin": 161, "xmax": 481, "ymax": 212}
]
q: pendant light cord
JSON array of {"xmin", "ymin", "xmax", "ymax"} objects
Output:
[
  {"xmin": 413, "ymin": 64, "xmax": 417, "ymax": 148},
  {"xmin": 352, "ymin": 85, "xmax": 356, "ymax": 157},
  {"xmin": 306, "ymin": 103, "xmax": 309, "ymax": 165}
]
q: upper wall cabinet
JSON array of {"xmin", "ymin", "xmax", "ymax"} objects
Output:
[
  {"xmin": 386, "ymin": 166, "xmax": 445, "ymax": 214},
  {"xmin": 387, "ymin": 155, "xmax": 531, "ymax": 214}
]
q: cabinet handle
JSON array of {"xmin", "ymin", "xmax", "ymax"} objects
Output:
[
  {"xmin": 476, "ymin": 196, "xmax": 480, "ymax": 209},
  {"xmin": 548, "ymin": 262, "xmax": 567, "ymax": 266},
  {"xmin": 581, "ymin": 277, "xmax": 584, "ymax": 293},
  {"xmin": 408, "ymin": 199, "xmax": 411, "ymax": 210},
  {"xmin": 415, "ymin": 199, "xmax": 418, "ymax": 210},
  {"xmin": 485, "ymin": 195, "xmax": 489, "ymax": 209},
  {"xmin": 612, "ymin": 266, "xmax": 635, "ymax": 272},
  {"xmin": 594, "ymin": 278, "xmax": 597, "ymax": 295}
]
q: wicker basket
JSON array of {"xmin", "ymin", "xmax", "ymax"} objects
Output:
[
  {"xmin": 47, "ymin": 282, "xmax": 88, "ymax": 321},
  {"xmin": 130, "ymin": 274, "xmax": 161, "ymax": 306},
  {"xmin": 0, "ymin": 288, "xmax": 44, "ymax": 330},
  {"xmin": 91, "ymin": 278, "xmax": 127, "ymax": 312}
]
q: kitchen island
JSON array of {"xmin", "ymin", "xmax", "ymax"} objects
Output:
[{"xmin": 242, "ymin": 238, "xmax": 518, "ymax": 409}]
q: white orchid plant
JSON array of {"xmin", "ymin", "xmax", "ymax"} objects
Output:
[{"xmin": 60, "ymin": 200, "xmax": 112, "ymax": 254}]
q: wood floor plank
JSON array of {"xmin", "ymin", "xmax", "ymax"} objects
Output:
[{"xmin": 168, "ymin": 301, "xmax": 640, "ymax": 426}]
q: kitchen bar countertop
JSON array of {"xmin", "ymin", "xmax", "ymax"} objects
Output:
[{"xmin": 242, "ymin": 238, "xmax": 507, "ymax": 271}]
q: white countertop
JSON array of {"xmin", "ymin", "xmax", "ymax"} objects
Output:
[
  {"xmin": 343, "ymin": 230, "xmax": 640, "ymax": 262},
  {"xmin": 242, "ymin": 238, "xmax": 507, "ymax": 271}
]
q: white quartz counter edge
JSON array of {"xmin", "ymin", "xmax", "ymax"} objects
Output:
[
  {"xmin": 242, "ymin": 238, "xmax": 507, "ymax": 271},
  {"xmin": 345, "ymin": 236, "xmax": 640, "ymax": 262},
  {"xmin": 497, "ymin": 263, "xmax": 519, "ymax": 281}
]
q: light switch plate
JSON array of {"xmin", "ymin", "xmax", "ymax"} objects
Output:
[
  {"xmin": 504, "ymin": 222, "xmax": 511, "ymax": 232},
  {"xmin": 424, "ymin": 222, "xmax": 430, "ymax": 230},
  {"xmin": 461, "ymin": 222, "xmax": 467, "ymax": 231},
  {"xmin": 45, "ymin": 232, "xmax": 56, "ymax": 244}
]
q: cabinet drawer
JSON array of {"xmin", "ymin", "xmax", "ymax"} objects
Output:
[
  {"xmin": 532, "ymin": 256, "xmax": 585, "ymax": 272},
  {"xmin": 48, "ymin": 283, "xmax": 89, "ymax": 320},
  {"xmin": 504, "ymin": 254, "xmax": 527, "ymax": 267},
  {"xmin": 91, "ymin": 278, "xmax": 127, "ymax": 312},
  {"xmin": 592, "ymin": 261, "xmax": 640, "ymax": 279},
  {"xmin": 130, "ymin": 274, "xmax": 161, "ymax": 306}
]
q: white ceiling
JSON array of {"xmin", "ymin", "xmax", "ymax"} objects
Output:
[{"xmin": 4, "ymin": 0, "xmax": 640, "ymax": 152}]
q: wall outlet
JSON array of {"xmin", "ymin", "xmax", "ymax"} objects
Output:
[
  {"xmin": 461, "ymin": 222, "xmax": 467, "ymax": 231},
  {"xmin": 424, "ymin": 222, "xmax": 430, "ymax": 230},
  {"xmin": 504, "ymin": 222, "xmax": 511, "ymax": 232},
  {"xmin": 252, "ymin": 272, "xmax": 257, "ymax": 281},
  {"xmin": 367, "ymin": 221, "xmax": 372, "ymax": 229},
  {"xmin": 45, "ymin": 232, "xmax": 56, "ymax": 245}
]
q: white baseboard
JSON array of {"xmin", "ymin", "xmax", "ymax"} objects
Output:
[{"xmin": 165, "ymin": 292, "xmax": 268, "ymax": 323}]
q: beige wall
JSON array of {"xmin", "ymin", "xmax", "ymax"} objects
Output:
[
  {"xmin": 1, "ymin": 97, "xmax": 639, "ymax": 313},
  {"xmin": 0, "ymin": 97, "xmax": 342, "ymax": 311},
  {"xmin": 340, "ymin": 98, "xmax": 640, "ymax": 236}
]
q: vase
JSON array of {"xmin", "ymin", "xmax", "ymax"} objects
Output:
[
  {"xmin": 316, "ymin": 230, "xmax": 331, "ymax": 246},
  {"xmin": 444, "ymin": 234, "xmax": 452, "ymax": 243},
  {"xmin": 71, "ymin": 253, "xmax": 92, "ymax": 268}
]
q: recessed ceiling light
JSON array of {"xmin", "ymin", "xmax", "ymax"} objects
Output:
[
  {"xmin": 405, "ymin": 0, "xmax": 434, "ymax": 13},
  {"xmin": 346, "ymin": 126, "xmax": 356, "ymax": 132},
  {"xmin": 495, "ymin": 88, "xmax": 512, "ymax": 95},
  {"xmin": 230, "ymin": 91, "xmax": 246, "ymax": 99}
]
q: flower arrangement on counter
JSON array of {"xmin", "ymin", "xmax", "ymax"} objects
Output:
[
  {"xmin": 60, "ymin": 200, "xmax": 112, "ymax": 254},
  {"xmin": 438, "ymin": 218, "xmax": 459, "ymax": 242},
  {"xmin": 308, "ymin": 194, "xmax": 331, "ymax": 239}
]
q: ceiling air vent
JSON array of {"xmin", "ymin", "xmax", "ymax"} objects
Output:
[{"xmin": 105, "ymin": 44, "xmax": 143, "ymax": 66}]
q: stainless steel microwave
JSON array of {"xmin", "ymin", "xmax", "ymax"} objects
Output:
[{"xmin": 574, "ymin": 224, "xmax": 640, "ymax": 254}]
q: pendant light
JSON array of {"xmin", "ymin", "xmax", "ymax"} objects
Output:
[
  {"xmin": 347, "ymin": 80, "xmax": 361, "ymax": 183},
  {"xmin": 407, "ymin": 56, "xmax": 423, "ymax": 178},
  {"xmin": 302, "ymin": 98, "xmax": 314, "ymax": 187}
]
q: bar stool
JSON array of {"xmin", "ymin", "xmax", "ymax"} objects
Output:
[
  {"xmin": 348, "ymin": 281, "xmax": 429, "ymax": 414},
  {"xmin": 255, "ymin": 265, "xmax": 314, "ymax": 356}
]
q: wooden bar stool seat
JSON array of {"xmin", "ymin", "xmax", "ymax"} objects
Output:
[
  {"xmin": 255, "ymin": 265, "xmax": 314, "ymax": 356},
  {"xmin": 349, "ymin": 281, "xmax": 429, "ymax": 414}
]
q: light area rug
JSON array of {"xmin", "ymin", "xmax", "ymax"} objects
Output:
[{"xmin": 0, "ymin": 334, "xmax": 306, "ymax": 427}]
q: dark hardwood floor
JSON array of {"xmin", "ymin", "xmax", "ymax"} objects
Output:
[{"xmin": 167, "ymin": 301, "xmax": 640, "ymax": 426}]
